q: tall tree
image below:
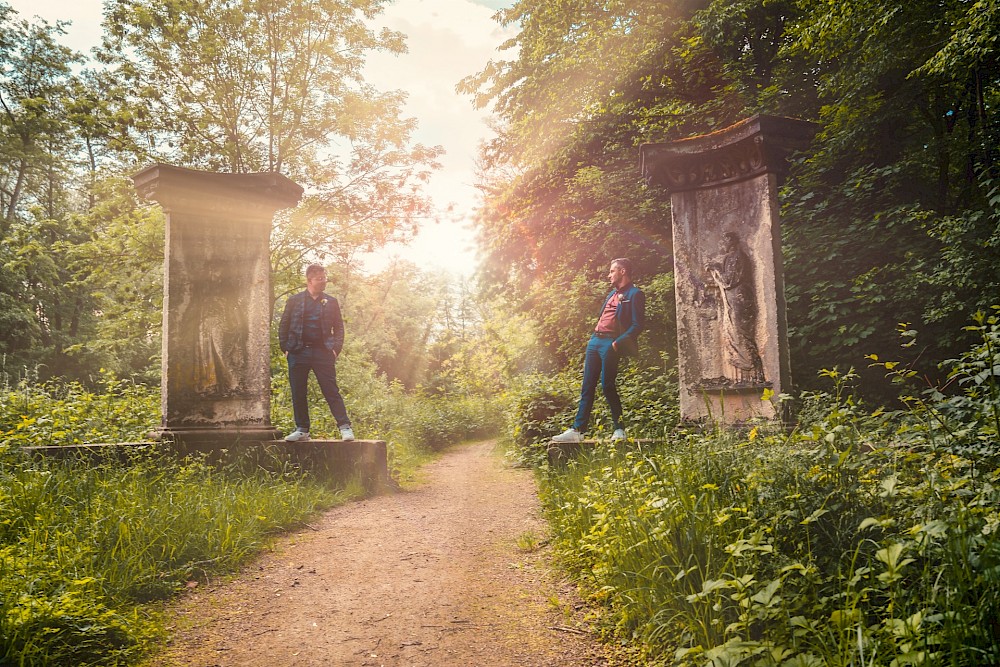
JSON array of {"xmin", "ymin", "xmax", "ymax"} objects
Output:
[
  {"xmin": 0, "ymin": 6, "xmax": 92, "ymax": 374},
  {"xmin": 460, "ymin": 0, "xmax": 728, "ymax": 364},
  {"xmin": 62, "ymin": 176, "xmax": 165, "ymax": 381},
  {"xmin": 0, "ymin": 8, "xmax": 81, "ymax": 230},
  {"xmin": 99, "ymin": 0, "xmax": 442, "ymax": 277},
  {"xmin": 467, "ymin": 0, "xmax": 1000, "ymax": 393}
]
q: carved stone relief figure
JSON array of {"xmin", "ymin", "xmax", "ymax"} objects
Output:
[
  {"xmin": 704, "ymin": 231, "xmax": 765, "ymax": 385},
  {"xmin": 191, "ymin": 263, "xmax": 247, "ymax": 396},
  {"xmin": 177, "ymin": 227, "xmax": 249, "ymax": 397}
]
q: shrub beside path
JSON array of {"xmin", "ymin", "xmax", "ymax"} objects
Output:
[{"xmin": 152, "ymin": 440, "xmax": 612, "ymax": 666}]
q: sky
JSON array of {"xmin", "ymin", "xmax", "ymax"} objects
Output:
[{"xmin": 5, "ymin": 0, "xmax": 517, "ymax": 278}]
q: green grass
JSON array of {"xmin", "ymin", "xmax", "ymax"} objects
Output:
[
  {"xmin": 540, "ymin": 415, "xmax": 1000, "ymax": 665},
  {"xmin": 526, "ymin": 313, "xmax": 1000, "ymax": 666},
  {"xmin": 0, "ymin": 369, "xmax": 159, "ymax": 449},
  {"xmin": 0, "ymin": 452, "xmax": 341, "ymax": 665},
  {"xmin": 0, "ymin": 349, "xmax": 505, "ymax": 665}
]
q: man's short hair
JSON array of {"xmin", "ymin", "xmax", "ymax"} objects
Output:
[
  {"xmin": 305, "ymin": 264, "xmax": 326, "ymax": 279},
  {"xmin": 612, "ymin": 257, "xmax": 632, "ymax": 277}
]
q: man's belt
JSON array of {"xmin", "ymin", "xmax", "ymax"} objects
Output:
[{"xmin": 593, "ymin": 331, "xmax": 616, "ymax": 339}]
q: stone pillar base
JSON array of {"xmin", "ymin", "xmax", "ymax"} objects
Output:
[{"xmin": 151, "ymin": 426, "xmax": 283, "ymax": 449}]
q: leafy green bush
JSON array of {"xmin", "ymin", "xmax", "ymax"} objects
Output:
[
  {"xmin": 873, "ymin": 307, "xmax": 1000, "ymax": 465},
  {"xmin": 507, "ymin": 370, "xmax": 578, "ymax": 446},
  {"xmin": 0, "ymin": 370, "xmax": 158, "ymax": 450},
  {"xmin": 536, "ymin": 314, "xmax": 1000, "ymax": 666}
]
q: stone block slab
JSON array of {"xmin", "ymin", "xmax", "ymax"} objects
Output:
[{"xmin": 20, "ymin": 440, "xmax": 391, "ymax": 493}]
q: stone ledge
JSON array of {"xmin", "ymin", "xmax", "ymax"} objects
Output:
[
  {"xmin": 20, "ymin": 440, "xmax": 391, "ymax": 493},
  {"xmin": 19, "ymin": 442, "xmax": 153, "ymax": 463}
]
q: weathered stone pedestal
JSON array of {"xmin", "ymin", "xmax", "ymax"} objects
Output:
[
  {"xmin": 133, "ymin": 164, "xmax": 303, "ymax": 447},
  {"xmin": 23, "ymin": 165, "xmax": 392, "ymax": 491},
  {"xmin": 641, "ymin": 115, "xmax": 816, "ymax": 423}
]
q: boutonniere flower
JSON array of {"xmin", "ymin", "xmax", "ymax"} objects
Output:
[{"xmin": 321, "ymin": 299, "xmax": 328, "ymax": 307}]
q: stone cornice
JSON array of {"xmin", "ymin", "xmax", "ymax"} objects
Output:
[
  {"xmin": 133, "ymin": 163, "xmax": 304, "ymax": 217},
  {"xmin": 640, "ymin": 115, "xmax": 818, "ymax": 193}
]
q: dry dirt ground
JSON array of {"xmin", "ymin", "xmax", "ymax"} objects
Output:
[{"xmin": 150, "ymin": 440, "xmax": 615, "ymax": 667}]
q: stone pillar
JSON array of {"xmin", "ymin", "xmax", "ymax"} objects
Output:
[
  {"xmin": 133, "ymin": 164, "xmax": 303, "ymax": 446},
  {"xmin": 640, "ymin": 115, "xmax": 816, "ymax": 423}
]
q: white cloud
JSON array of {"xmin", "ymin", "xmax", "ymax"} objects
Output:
[{"xmin": 5, "ymin": 0, "xmax": 104, "ymax": 54}]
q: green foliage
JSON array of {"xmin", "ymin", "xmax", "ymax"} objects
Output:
[
  {"xmin": 0, "ymin": 369, "xmax": 159, "ymax": 450},
  {"xmin": 385, "ymin": 392, "xmax": 504, "ymax": 453},
  {"xmin": 776, "ymin": 0, "xmax": 1000, "ymax": 390},
  {"xmin": 461, "ymin": 0, "xmax": 748, "ymax": 368},
  {"xmin": 101, "ymin": 0, "xmax": 443, "ymax": 283},
  {"xmin": 0, "ymin": 450, "xmax": 337, "ymax": 665},
  {"xmin": 870, "ymin": 307, "xmax": 1000, "ymax": 463},
  {"xmin": 536, "ymin": 314, "xmax": 1000, "ymax": 666},
  {"xmin": 468, "ymin": 0, "xmax": 1000, "ymax": 395},
  {"xmin": 61, "ymin": 176, "xmax": 165, "ymax": 382},
  {"xmin": 322, "ymin": 261, "xmax": 456, "ymax": 390},
  {"xmin": 508, "ymin": 370, "xmax": 578, "ymax": 448},
  {"xmin": 0, "ymin": 9, "xmax": 96, "ymax": 379}
]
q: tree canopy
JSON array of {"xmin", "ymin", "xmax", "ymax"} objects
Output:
[
  {"xmin": 98, "ymin": 0, "xmax": 443, "ymax": 281},
  {"xmin": 2, "ymin": 0, "xmax": 998, "ymax": 400},
  {"xmin": 0, "ymin": 0, "xmax": 445, "ymax": 382},
  {"xmin": 464, "ymin": 0, "xmax": 1000, "ymax": 392}
]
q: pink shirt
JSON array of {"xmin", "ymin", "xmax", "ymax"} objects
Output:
[{"xmin": 595, "ymin": 291, "xmax": 621, "ymax": 334}]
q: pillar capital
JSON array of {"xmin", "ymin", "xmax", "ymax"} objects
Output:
[
  {"xmin": 134, "ymin": 163, "xmax": 304, "ymax": 218},
  {"xmin": 640, "ymin": 115, "xmax": 817, "ymax": 193}
]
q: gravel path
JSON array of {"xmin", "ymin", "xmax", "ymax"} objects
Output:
[{"xmin": 151, "ymin": 440, "xmax": 611, "ymax": 666}]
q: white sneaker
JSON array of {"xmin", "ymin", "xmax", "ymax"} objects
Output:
[
  {"xmin": 339, "ymin": 425, "xmax": 355, "ymax": 441},
  {"xmin": 552, "ymin": 428, "xmax": 583, "ymax": 443},
  {"xmin": 285, "ymin": 429, "xmax": 310, "ymax": 442},
  {"xmin": 611, "ymin": 428, "xmax": 626, "ymax": 442}
]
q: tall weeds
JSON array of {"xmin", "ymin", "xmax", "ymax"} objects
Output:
[
  {"xmin": 0, "ymin": 453, "xmax": 338, "ymax": 665},
  {"xmin": 0, "ymin": 369, "xmax": 158, "ymax": 450},
  {"xmin": 535, "ymin": 312, "xmax": 1000, "ymax": 666}
]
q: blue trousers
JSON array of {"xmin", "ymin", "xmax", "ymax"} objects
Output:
[
  {"xmin": 572, "ymin": 335, "xmax": 623, "ymax": 432},
  {"xmin": 287, "ymin": 347, "xmax": 350, "ymax": 431}
]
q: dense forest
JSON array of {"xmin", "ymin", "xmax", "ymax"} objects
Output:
[
  {"xmin": 2, "ymin": 0, "xmax": 997, "ymax": 394},
  {"xmin": 462, "ymin": 0, "xmax": 999, "ymax": 396}
]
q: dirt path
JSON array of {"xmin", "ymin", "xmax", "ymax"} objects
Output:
[{"xmin": 152, "ymin": 440, "xmax": 611, "ymax": 666}]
